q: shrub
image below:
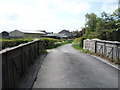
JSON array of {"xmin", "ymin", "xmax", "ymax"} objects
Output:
[
  {"xmin": 39, "ymin": 38, "xmax": 60, "ymax": 49},
  {"xmin": 72, "ymin": 37, "xmax": 86, "ymax": 48},
  {"xmin": 39, "ymin": 38, "xmax": 72, "ymax": 49},
  {"xmin": 0, "ymin": 39, "xmax": 33, "ymax": 49}
]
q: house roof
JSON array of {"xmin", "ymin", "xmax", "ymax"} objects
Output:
[{"xmin": 9, "ymin": 30, "xmax": 23, "ymax": 33}]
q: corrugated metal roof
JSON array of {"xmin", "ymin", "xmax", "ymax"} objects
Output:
[
  {"xmin": 8, "ymin": 30, "xmax": 46, "ymax": 34},
  {"xmin": 45, "ymin": 33, "xmax": 68, "ymax": 37},
  {"xmin": 22, "ymin": 30, "xmax": 46, "ymax": 34}
]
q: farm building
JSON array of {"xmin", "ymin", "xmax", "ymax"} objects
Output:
[
  {"xmin": 9, "ymin": 30, "xmax": 24, "ymax": 39},
  {"xmin": 0, "ymin": 31, "xmax": 9, "ymax": 39},
  {"xmin": 23, "ymin": 30, "xmax": 46, "ymax": 38},
  {"xmin": 42, "ymin": 33, "xmax": 69, "ymax": 39},
  {"xmin": 0, "ymin": 30, "xmax": 46, "ymax": 39},
  {"xmin": 9, "ymin": 30, "xmax": 46, "ymax": 39}
]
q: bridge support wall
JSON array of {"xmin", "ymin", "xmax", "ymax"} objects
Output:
[
  {"xmin": 83, "ymin": 39, "xmax": 120, "ymax": 63},
  {"xmin": 0, "ymin": 40, "xmax": 45, "ymax": 88}
]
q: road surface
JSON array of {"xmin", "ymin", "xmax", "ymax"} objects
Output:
[{"xmin": 33, "ymin": 44, "xmax": 118, "ymax": 88}]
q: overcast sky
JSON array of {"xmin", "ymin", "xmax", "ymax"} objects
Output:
[{"xmin": 0, "ymin": 0, "xmax": 118, "ymax": 33}]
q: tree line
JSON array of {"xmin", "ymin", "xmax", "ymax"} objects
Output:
[{"xmin": 81, "ymin": 4, "xmax": 120, "ymax": 41}]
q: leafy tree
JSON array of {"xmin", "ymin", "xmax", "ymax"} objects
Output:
[
  {"xmin": 82, "ymin": 7, "xmax": 120, "ymax": 41},
  {"xmin": 85, "ymin": 13, "xmax": 98, "ymax": 32},
  {"xmin": 71, "ymin": 30, "xmax": 83, "ymax": 38}
]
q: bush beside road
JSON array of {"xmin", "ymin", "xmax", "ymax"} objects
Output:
[{"xmin": 0, "ymin": 38, "xmax": 73, "ymax": 50}]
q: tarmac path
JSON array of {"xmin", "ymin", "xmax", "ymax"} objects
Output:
[{"xmin": 33, "ymin": 44, "xmax": 118, "ymax": 88}]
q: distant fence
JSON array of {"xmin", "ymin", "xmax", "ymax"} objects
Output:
[
  {"xmin": 83, "ymin": 39, "xmax": 120, "ymax": 62},
  {"xmin": 1, "ymin": 40, "xmax": 45, "ymax": 88}
]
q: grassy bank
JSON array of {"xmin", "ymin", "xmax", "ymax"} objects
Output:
[{"xmin": 72, "ymin": 37, "xmax": 86, "ymax": 50}]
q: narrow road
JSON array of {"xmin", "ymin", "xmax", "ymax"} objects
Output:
[{"xmin": 33, "ymin": 44, "xmax": 118, "ymax": 88}]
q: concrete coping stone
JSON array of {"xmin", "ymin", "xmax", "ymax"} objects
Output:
[
  {"xmin": 85, "ymin": 38, "xmax": 120, "ymax": 44},
  {"xmin": 95, "ymin": 40, "xmax": 120, "ymax": 44}
]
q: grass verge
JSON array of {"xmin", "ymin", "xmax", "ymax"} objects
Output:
[{"xmin": 72, "ymin": 43, "xmax": 119, "ymax": 64}]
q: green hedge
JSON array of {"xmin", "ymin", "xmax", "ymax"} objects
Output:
[
  {"xmin": 0, "ymin": 39, "xmax": 33, "ymax": 49},
  {"xmin": 72, "ymin": 37, "xmax": 86, "ymax": 49},
  {"xmin": 39, "ymin": 38, "xmax": 73, "ymax": 49},
  {"xmin": 0, "ymin": 38, "xmax": 73, "ymax": 50}
]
